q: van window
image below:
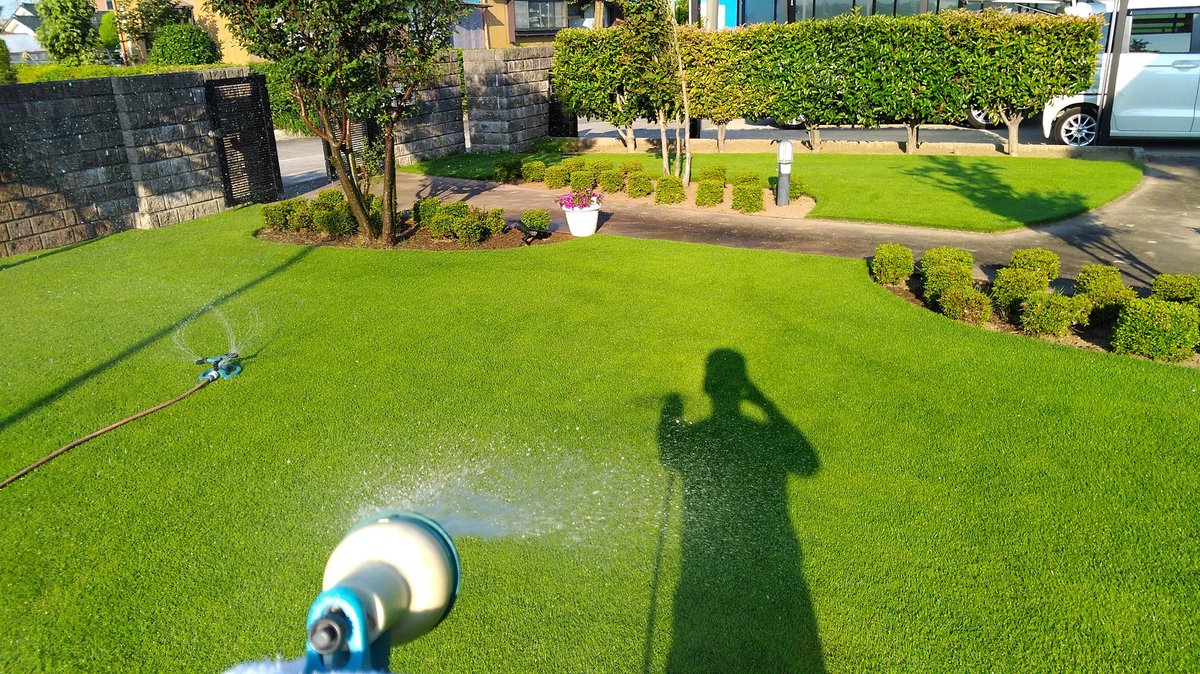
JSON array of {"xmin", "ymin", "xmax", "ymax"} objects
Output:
[{"xmin": 1127, "ymin": 13, "xmax": 1196, "ymax": 53}]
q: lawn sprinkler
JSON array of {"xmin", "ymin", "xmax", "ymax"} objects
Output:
[
  {"xmin": 303, "ymin": 511, "xmax": 462, "ymax": 673},
  {"xmin": 197, "ymin": 352, "xmax": 241, "ymax": 382}
]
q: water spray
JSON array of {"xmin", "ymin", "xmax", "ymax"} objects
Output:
[
  {"xmin": 302, "ymin": 511, "xmax": 462, "ymax": 672},
  {"xmin": 0, "ymin": 352, "xmax": 243, "ymax": 490}
]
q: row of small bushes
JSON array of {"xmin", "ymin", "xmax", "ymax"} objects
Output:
[
  {"xmin": 412, "ymin": 197, "xmax": 507, "ymax": 246},
  {"xmin": 871, "ymin": 243, "xmax": 1200, "ymax": 362},
  {"xmin": 495, "ymin": 156, "xmax": 804, "ymax": 214},
  {"xmin": 261, "ymin": 190, "xmax": 367, "ymax": 238}
]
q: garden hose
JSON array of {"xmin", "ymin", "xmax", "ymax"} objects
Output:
[{"xmin": 0, "ymin": 354, "xmax": 240, "ymax": 491}]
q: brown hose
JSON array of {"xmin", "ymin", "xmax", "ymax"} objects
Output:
[{"xmin": 0, "ymin": 378, "xmax": 213, "ymax": 491}]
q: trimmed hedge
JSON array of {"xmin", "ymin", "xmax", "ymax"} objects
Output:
[
  {"xmin": 1150, "ymin": 273, "xmax": 1200, "ymax": 309},
  {"xmin": 545, "ymin": 166, "xmax": 570, "ymax": 189},
  {"xmin": 521, "ymin": 209, "xmax": 551, "ymax": 230},
  {"xmin": 589, "ymin": 159, "xmax": 614, "ymax": 184},
  {"xmin": 695, "ymin": 165, "xmax": 727, "ymax": 184},
  {"xmin": 628, "ymin": 173, "xmax": 654, "ymax": 198},
  {"xmin": 1112, "ymin": 298, "xmax": 1200, "ymax": 362},
  {"xmin": 871, "ymin": 243, "xmax": 915, "ymax": 286},
  {"xmin": 940, "ymin": 285, "xmax": 993, "ymax": 325},
  {"xmin": 493, "ymin": 157, "xmax": 523, "ymax": 183},
  {"xmin": 1020, "ymin": 293, "xmax": 1089, "ymax": 337},
  {"xmin": 1074, "ymin": 264, "xmax": 1135, "ymax": 319},
  {"xmin": 598, "ymin": 169, "xmax": 625, "ymax": 193},
  {"xmin": 521, "ymin": 160, "xmax": 547, "ymax": 182},
  {"xmin": 619, "ymin": 160, "xmax": 645, "ymax": 176},
  {"xmin": 732, "ymin": 183, "xmax": 763, "ymax": 213},
  {"xmin": 656, "ymin": 176, "xmax": 685, "ymax": 204},
  {"xmin": 413, "ymin": 196, "xmax": 443, "ymax": 226},
  {"xmin": 992, "ymin": 267, "xmax": 1048, "ymax": 315},
  {"xmin": 695, "ymin": 180, "xmax": 724, "ymax": 207},
  {"xmin": 561, "ymin": 156, "xmax": 586, "ymax": 173},
  {"xmin": 569, "ymin": 171, "xmax": 596, "ymax": 192},
  {"xmin": 1009, "ymin": 248, "xmax": 1060, "ymax": 282},
  {"xmin": 922, "ymin": 265, "xmax": 973, "ymax": 305},
  {"xmin": 733, "ymin": 171, "xmax": 762, "ymax": 186},
  {"xmin": 148, "ymin": 24, "xmax": 220, "ymax": 66},
  {"xmin": 922, "ymin": 246, "xmax": 973, "ymax": 272}
]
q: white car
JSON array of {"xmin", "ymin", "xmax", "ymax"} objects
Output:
[{"xmin": 1043, "ymin": 0, "xmax": 1200, "ymax": 145}]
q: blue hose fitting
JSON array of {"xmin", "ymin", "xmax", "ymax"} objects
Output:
[{"xmin": 196, "ymin": 353, "xmax": 241, "ymax": 381}]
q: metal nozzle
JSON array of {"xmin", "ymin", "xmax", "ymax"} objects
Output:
[{"xmin": 308, "ymin": 613, "xmax": 348, "ymax": 655}]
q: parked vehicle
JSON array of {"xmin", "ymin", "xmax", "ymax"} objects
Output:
[{"xmin": 1044, "ymin": 0, "xmax": 1200, "ymax": 145}]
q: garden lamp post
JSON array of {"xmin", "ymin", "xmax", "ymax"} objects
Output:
[{"xmin": 776, "ymin": 140, "xmax": 793, "ymax": 207}]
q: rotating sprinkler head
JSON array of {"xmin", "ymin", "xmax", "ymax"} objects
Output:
[
  {"xmin": 302, "ymin": 511, "xmax": 461, "ymax": 673},
  {"xmin": 196, "ymin": 352, "xmax": 241, "ymax": 382}
]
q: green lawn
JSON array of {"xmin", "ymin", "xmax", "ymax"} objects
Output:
[
  {"xmin": 400, "ymin": 149, "xmax": 1143, "ymax": 232},
  {"xmin": 1, "ymin": 210, "xmax": 1197, "ymax": 673}
]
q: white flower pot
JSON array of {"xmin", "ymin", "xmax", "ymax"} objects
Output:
[{"xmin": 563, "ymin": 203, "xmax": 601, "ymax": 237}]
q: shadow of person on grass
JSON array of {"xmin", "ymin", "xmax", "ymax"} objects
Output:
[{"xmin": 657, "ymin": 349, "xmax": 824, "ymax": 673}]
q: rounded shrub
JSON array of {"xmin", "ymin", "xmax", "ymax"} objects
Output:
[
  {"xmin": 148, "ymin": 24, "xmax": 219, "ymax": 66},
  {"xmin": 1020, "ymin": 293, "xmax": 1090, "ymax": 337},
  {"xmin": 656, "ymin": 176, "xmax": 685, "ymax": 204},
  {"xmin": 589, "ymin": 159, "xmax": 613, "ymax": 183},
  {"xmin": 939, "ymin": 285, "xmax": 993, "ymax": 325},
  {"xmin": 619, "ymin": 160, "xmax": 644, "ymax": 176},
  {"xmin": 492, "ymin": 157, "xmax": 522, "ymax": 183},
  {"xmin": 483, "ymin": 208, "xmax": 506, "ymax": 237},
  {"xmin": 922, "ymin": 266, "xmax": 973, "ymax": 305},
  {"xmin": 286, "ymin": 201, "xmax": 313, "ymax": 231},
  {"xmin": 1074, "ymin": 264, "xmax": 1135, "ymax": 319},
  {"xmin": 427, "ymin": 212, "xmax": 457, "ymax": 239},
  {"xmin": 313, "ymin": 189, "xmax": 345, "ymax": 211},
  {"xmin": 695, "ymin": 180, "xmax": 724, "ymax": 207},
  {"xmin": 921, "ymin": 246, "xmax": 973, "ymax": 273},
  {"xmin": 413, "ymin": 196, "xmax": 443, "ymax": 225},
  {"xmin": 871, "ymin": 243, "xmax": 915, "ymax": 286},
  {"xmin": 544, "ymin": 166, "xmax": 570, "ymax": 189},
  {"xmin": 1112, "ymin": 298, "xmax": 1200, "ymax": 362},
  {"xmin": 991, "ymin": 267, "xmax": 1048, "ymax": 315},
  {"xmin": 521, "ymin": 208, "xmax": 551, "ymax": 230},
  {"xmin": 695, "ymin": 165, "xmax": 727, "ymax": 184},
  {"xmin": 560, "ymin": 156, "xmax": 586, "ymax": 173},
  {"xmin": 1009, "ymin": 248, "xmax": 1060, "ymax": 282},
  {"xmin": 1150, "ymin": 273, "xmax": 1200, "ymax": 309},
  {"xmin": 569, "ymin": 171, "xmax": 596, "ymax": 192},
  {"xmin": 733, "ymin": 172, "xmax": 761, "ymax": 187},
  {"xmin": 598, "ymin": 169, "xmax": 625, "ymax": 194},
  {"xmin": 731, "ymin": 183, "xmax": 763, "ymax": 213},
  {"xmin": 262, "ymin": 198, "xmax": 304, "ymax": 230},
  {"xmin": 313, "ymin": 205, "xmax": 355, "ymax": 238},
  {"xmin": 521, "ymin": 160, "xmax": 547, "ymax": 183},
  {"xmin": 628, "ymin": 173, "xmax": 654, "ymax": 199},
  {"xmin": 454, "ymin": 216, "xmax": 486, "ymax": 246}
]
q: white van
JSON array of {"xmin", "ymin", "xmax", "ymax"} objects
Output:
[{"xmin": 1043, "ymin": 0, "xmax": 1200, "ymax": 145}]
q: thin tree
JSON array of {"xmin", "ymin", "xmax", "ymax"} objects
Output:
[{"xmin": 35, "ymin": 0, "xmax": 101, "ymax": 65}]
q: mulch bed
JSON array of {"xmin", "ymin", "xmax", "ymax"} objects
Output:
[
  {"xmin": 256, "ymin": 224, "xmax": 567, "ymax": 251},
  {"xmin": 885, "ymin": 279, "xmax": 1200, "ymax": 368}
]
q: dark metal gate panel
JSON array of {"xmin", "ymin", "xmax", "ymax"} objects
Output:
[
  {"xmin": 321, "ymin": 119, "xmax": 380, "ymax": 182},
  {"xmin": 548, "ymin": 83, "xmax": 578, "ymax": 138},
  {"xmin": 205, "ymin": 74, "xmax": 283, "ymax": 206}
]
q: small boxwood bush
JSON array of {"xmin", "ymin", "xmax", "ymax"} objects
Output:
[
  {"xmin": 1020, "ymin": 293, "xmax": 1090, "ymax": 337},
  {"xmin": 871, "ymin": 243, "xmax": 914, "ymax": 286},
  {"xmin": 695, "ymin": 180, "xmax": 724, "ymax": 207},
  {"xmin": 733, "ymin": 172, "xmax": 761, "ymax": 186},
  {"xmin": 413, "ymin": 196, "xmax": 443, "ymax": 225},
  {"xmin": 939, "ymin": 285, "xmax": 993, "ymax": 325},
  {"xmin": 1074, "ymin": 264, "xmax": 1135, "ymax": 319},
  {"xmin": 695, "ymin": 165, "xmax": 727, "ymax": 184},
  {"xmin": 656, "ymin": 176, "xmax": 685, "ymax": 204},
  {"xmin": 262, "ymin": 198, "xmax": 304, "ymax": 230},
  {"xmin": 544, "ymin": 166, "xmax": 570, "ymax": 189},
  {"xmin": 483, "ymin": 208, "xmax": 506, "ymax": 237},
  {"xmin": 521, "ymin": 160, "xmax": 547, "ymax": 182},
  {"xmin": 493, "ymin": 157, "xmax": 523, "ymax": 183},
  {"xmin": 628, "ymin": 173, "xmax": 654, "ymax": 199},
  {"xmin": 921, "ymin": 246, "xmax": 973, "ymax": 273},
  {"xmin": 922, "ymin": 266, "xmax": 973, "ymax": 305},
  {"xmin": 731, "ymin": 183, "xmax": 763, "ymax": 213},
  {"xmin": 569, "ymin": 171, "xmax": 596, "ymax": 192},
  {"xmin": 619, "ymin": 160, "xmax": 644, "ymax": 176},
  {"xmin": 427, "ymin": 212, "xmax": 458, "ymax": 239},
  {"xmin": 148, "ymin": 24, "xmax": 219, "ymax": 66},
  {"xmin": 991, "ymin": 267, "xmax": 1048, "ymax": 315},
  {"xmin": 598, "ymin": 169, "xmax": 625, "ymax": 194},
  {"xmin": 589, "ymin": 159, "xmax": 613, "ymax": 183},
  {"xmin": 1150, "ymin": 273, "xmax": 1200, "ymax": 309},
  {"xmin": 769, "ymin": 175, "xmax": 808, "ymax": 201},
  {"xmin": 1009, "ymin": 248, "xmax": 1060, "ymax": 282},
  {"xmin": 561, "ymin": 156, "xmax": 586, "ymax": 172},
  {"xmin": 313, "ymin": 205, "xmax": 355, "ymax": 238},
  {"xmin": 1112, "ymin": 298, "xmax": 1200, "ymax": 362},
  {"xmin": 521, "ymin": 209, "xmax": 551, "ymax": 230},
  {"xmin": 313, "ymin": 189, "xmax": 345, "ymax": 211},
  {"xmin": 286, "ymin": 201, "xmax": 313, "ymax": 231}
]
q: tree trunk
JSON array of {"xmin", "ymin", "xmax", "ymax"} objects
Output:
[
  {"xmin": 717, "ymin": 122, "xmax": 726, "ymax": 152},
  {"xmin": 658, "ymin": 111, "xmax": 671, "ymax": 176},
  {"xmin": 807, "ymin": 124, "xmax": 821, "ymax": 153},
  {"xmin": 905, "ymin": 122, "xmax": 919, "ymax": 155},
  {"xmin": 628, "ymin": 125, "xmax": 637, "ymax": 152},
  {"xmin": 673, "ymin": 117, "xmax": 682, "ymax": 178},
  {"xmin": 1004, "ymin": 113, "xmax": 1023, "ymax": 156},
  {"xmin": 318, "ymin": 110, "xmax": 372, "ymax": 236},
  {"xmin": 381, "ymin": 122, "xmax": 397, "ymax": 242}
]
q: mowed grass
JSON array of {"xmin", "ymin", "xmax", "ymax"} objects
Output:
[
  {"xmin": 1, "ymin": 209, "xmax": 1198, "ymax": 673},
  {"xmin": 399, "ymin": 149, "xmax": 1143, "ymax": 232}
]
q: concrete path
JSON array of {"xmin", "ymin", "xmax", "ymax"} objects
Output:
[{"xmin": 301, "ymin": 156, "xmax": 1200, "ymax": 289}]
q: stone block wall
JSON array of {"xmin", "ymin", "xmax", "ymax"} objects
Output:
[
  {"xmin": 394, "ymin": 57, "xmax": 466, "ymax": 166},
  {"xmin": 0, "ymin": 68, "xmax": 248, "ymax": 257},
  {"xmin": 462, "ymin": 46, "xmax": 552, "ymax": 154}
]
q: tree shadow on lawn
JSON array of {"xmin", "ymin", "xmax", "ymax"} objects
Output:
[
  {"xmin": 905, "ymin": 156, "xmax": 1160, "ymax": 287},
  {"xmin": 0, "ymin": 245, "xmax": 313, "ymax": 434},
  {"xmin": 652, "ymin": 349, "xmax": 825, "ymax": 673}
]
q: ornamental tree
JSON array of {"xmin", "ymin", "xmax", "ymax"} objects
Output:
[{"xmin": 35, "ymin": 0, "xmax": 100, "ymax": 65}]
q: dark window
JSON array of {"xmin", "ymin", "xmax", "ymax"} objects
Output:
[
  {"xmin": 515, "ymin": 0, "xmax": 590, "ymax": 32},
  {"xmin": 813, "ymin": 0, "xmax": 853, "ymax": 19},
  {"xmin": 1128, "ymin": 13, "xmax": 1196, "ymax": 53}
]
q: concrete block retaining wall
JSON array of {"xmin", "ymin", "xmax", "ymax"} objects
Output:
[{"xmin": 462, "ymin": 47, "xmax": 552, "ymax": 154}]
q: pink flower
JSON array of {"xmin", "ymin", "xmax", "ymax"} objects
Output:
[{"xmin": 558, "ymin": 189, "xmax": 603, "ymax": 210}]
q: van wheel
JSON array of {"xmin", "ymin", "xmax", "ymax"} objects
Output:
[
  {"xmin": 1053, "ymin": 106, "xmax": 1100, "ymax": 146},
  {"xmin": 965, "ymin": 106, "xmax": 998, "ymax": 129}
]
